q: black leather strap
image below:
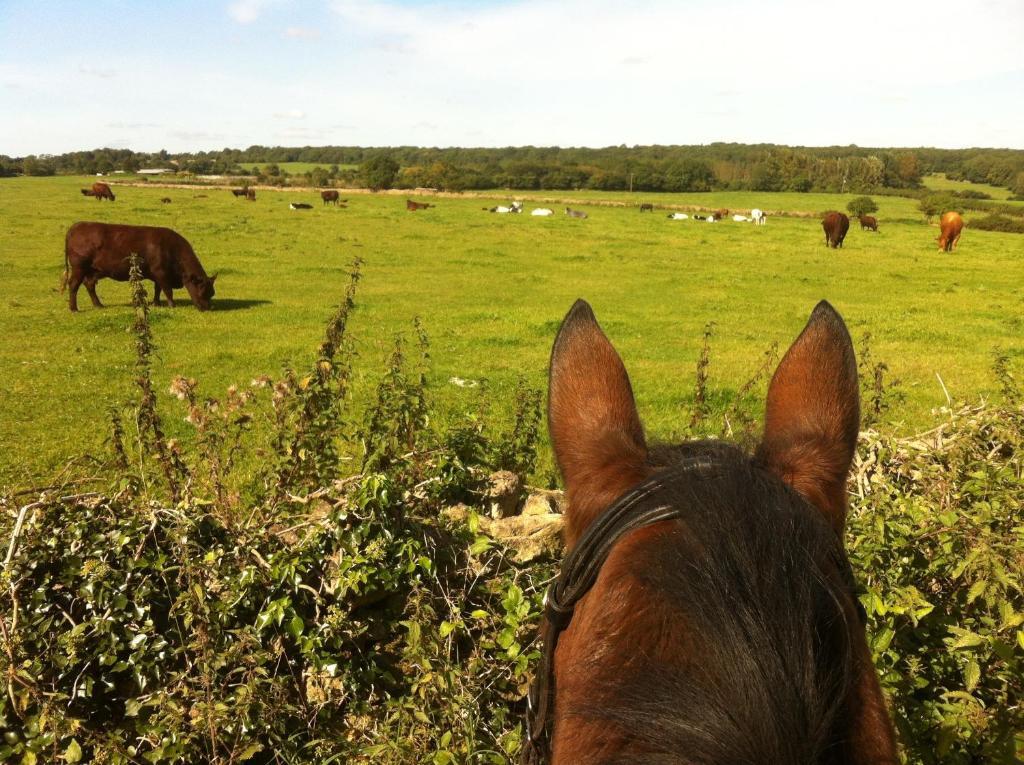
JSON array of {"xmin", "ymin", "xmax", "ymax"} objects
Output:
[{"xmin": 521, "ymin": 459, "xmax": 715, "ymax": 764}]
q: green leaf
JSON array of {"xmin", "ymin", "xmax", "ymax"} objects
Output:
[
  {"xmin": 963, "ymin": 660, "xmax": 981, "ymax": 692},
  {"xmin": 238, "ymin": 743, "xmax": 263, "ymax": 761},
  {"xmin": 950, "ymin": 630, "xmax": 986, "ymax": 650},
  {"xmin": 966, "ymin": 579, "xmax": 987, "ymax": 604},
  {"xmin": 63, "ymin": 740, "xmax": 82, "ymax": 764}
]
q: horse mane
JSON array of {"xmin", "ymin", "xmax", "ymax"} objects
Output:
[{"xmin": 566, "ymin": 440, "xmax": 857, "ymax": 765}]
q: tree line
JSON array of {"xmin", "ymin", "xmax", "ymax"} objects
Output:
[{"xmin": 3, "ymin": 144, "xmax": 1023, "ymax": 197}]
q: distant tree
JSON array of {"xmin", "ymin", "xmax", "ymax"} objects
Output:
[
  {"xmin": 308, "ymin": 167, "xmax": 330, "ymax": 187},
  {"xmin": 263, "ymin": 163, "xmax": 281, "ymax": 177},
  {"xmin": 1012, "ymin": 171, "xmax": 1024, "ymax": 199},
  {"xmin": 121, "ymin": 156, "xmax": 140, "ymax": 173},
  {"xmin": 361, "ymin": 153, "xmax": 399, "ymax": 191},
  {"xmin": 847, "ymin": 196, "xmax": 879, "ymax": 218},
  {"xmin": 22, "ymin": 156, "xmax": 55, "ymax": 176}
]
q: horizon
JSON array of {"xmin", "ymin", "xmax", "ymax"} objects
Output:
[
  {"xmin": 3, "ymin": 0, "xmax": 1023, "ymax": 156},
  {"xmin": 10, "ymin": 139, "xmax": 1024, "ymax": 160}
]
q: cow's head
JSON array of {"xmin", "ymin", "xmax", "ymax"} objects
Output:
[{"xmin": 186, "ymin": 273, "xmax": 217, "ymax": 311}]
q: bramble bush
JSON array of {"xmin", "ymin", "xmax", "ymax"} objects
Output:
[{"xmin": 1, "ymin": 262, "xmax": 1021, "ymax": 763}]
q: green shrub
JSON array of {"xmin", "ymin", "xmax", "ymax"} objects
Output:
[
  {"xmin": 847, "ymin": 195, "xmax": 879, "ymax": 218},
  {"xmin": 919, "ymin": 193, "xmax": 964, "ymax": 220},
  {"xmin": 970, "ymin": 214, "xmax": 1024, "ymax": 234},
  {"xmin": 849, "ymin": 398, "xmax": 1024, "ymax": 763},
  {"xmin": 1, "ymin": 266, "xmax": 1021, "ymax": 764}
]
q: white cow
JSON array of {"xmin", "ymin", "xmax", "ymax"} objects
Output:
[
  {"xmin": 531, "ymin": 208, "xmax": 554, "ymax": 216},
  {"xmin": 667, "ymin": 212, "xmax": 688, "ymax": 220},
  {"xmin": 733, "ymin": 214, "xmax": 749, "ymax": 222},
  {"xmin": 750, "ymin": 208, "xmax": 767, "ymax": 225}
]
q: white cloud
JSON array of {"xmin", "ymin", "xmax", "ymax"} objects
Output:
[
  {"xmin": 78, "ymin": 64, "xmax": 116, "ymax": 79},
  {"xmin": 284, "ymin": 26, "xmax": 320, "ymax": 39},
  {"xmin": 228, "ymin": 0, "xmax": 279, "ymax": 24},
  {"xmin": 273, "ymin": 109, "xmax": 307, "ymax": 119}
]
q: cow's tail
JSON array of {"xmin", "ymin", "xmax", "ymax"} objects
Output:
[{"xmin": 60, "ymin": 241, "xmax": 70, "ymax": 292}]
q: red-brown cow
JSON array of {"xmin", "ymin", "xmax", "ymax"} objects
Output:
[
  {"xmin": 63, "ymin": 222, "xmax": 216, "ymax": 312},
  {"xmin": 321, "ymin": 190, "xmax": 341, "ymax": 205},
  {"xmin": 80, "ymin": 182, "xmax": 116, "ymax": 201},
  {"xmin": 859, "ymin": 215, "xmax": 878, "ymax": 232},
  {"xmin": 938, "ymin": 211, "xmax": 964, "ymax": 252},
  {"xmin": 406, "ymin": 199, "xmax": 433, "ymax": 211},
  {"xmin": 822, "ymin": 211, "xmax": 850, "ymax": 248}
]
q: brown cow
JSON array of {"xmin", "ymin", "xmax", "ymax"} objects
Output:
[
  {"xmin": 62, "ymin": 222, "xmax": 216, "ymax": 312},
  {"xmin": 639, "ymin": 203, "xmax": 654, "ymax": 212},
  {"xmin": 321, "ymin": 189, "xmax": 340, "ymax": 205},
  {"xmin": 160, "ymin": 197, "xmax": 172, "ymax": 204},
  {"xmin": 245, "ymin": 188, "xmax": 256, "ymax": 201},
  {"xmin": 80, "ymin": 182, "xmax": 115, "ymax": 201},
  {"xmin": 822, "ymin": 211, "xmax": 850, "ymax": 248},
  {"xmin": 938, "ymin": 211, "xmax": 964, "ymax": 252},
  {"xmin": 406, "ymin": 199, "xmax": 433, "ymax": 211},
  {"xmin": 859, "ymin": 215, "xmax": 878, "ymax": 232},
  {"xmin": 713, "ymin": 208, "xmax": 729, "ymax": 221},
  {"xmin": 231, "ymin": 187, "xmax": 248, "ymax": 198}
]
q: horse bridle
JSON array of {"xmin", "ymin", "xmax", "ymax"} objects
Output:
[{"xmin": 520, "ymin": 458, "xmax": 865, "ymax": 765}]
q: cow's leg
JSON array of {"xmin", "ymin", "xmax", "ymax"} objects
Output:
[
  {"xmin": 84, "ymin": 275, "xmax": 103, "ymax": 307},
  {"xmin": 161, "ymin": 284, "xmax": 176, "ymax": 308},
  {"xmin": 68, "ymin": 268, "xmax": 84, "ymax": 312},
  {"xmin": 152, "ymin": 282, "xmax": 162, "ymax": 306}
]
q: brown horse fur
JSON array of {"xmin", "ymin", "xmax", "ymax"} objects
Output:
[
  {"xmin": 544, "ymin": 299, "xmax": 898, "ymax": 764},
  {"xmin": 938, "ymin": 211, "xmax": 964, "ymax": 252}
]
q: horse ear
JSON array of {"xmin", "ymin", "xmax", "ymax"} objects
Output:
[
  {"xmin": 210, "ymin": 273, "xmax": 218, "ymax": 283},
  {"xmin": 756, "ymin": 301, "xmax": 860, "ymax": 538},
  {"xmin": 549, "ymin": 300, "xmax": 647, "ymax": 542}
]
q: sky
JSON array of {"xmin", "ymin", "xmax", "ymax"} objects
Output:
[{"xmin": 2, "ymin": 0, "xmax": 1023, "ymax": 156}]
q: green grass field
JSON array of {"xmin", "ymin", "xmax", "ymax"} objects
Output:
[
  {"xmin": 238, "ymin": 161, "xmax": 359, "ymax": 174},
  {"xmin": 922, "ymin": 172, "xmax": 1018, "ymax": 201},
  {"xmin": 2, "ymin": 175, "xmax": 1022, "ymax": 490}
]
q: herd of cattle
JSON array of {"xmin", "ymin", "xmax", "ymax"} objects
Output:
[{"xmin": 63, "ymin": 184, "xmax": 968, "ymax": 312}]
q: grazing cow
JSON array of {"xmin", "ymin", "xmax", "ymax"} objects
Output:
[
  {"xmin": 859, "ymin": 215, "xmax": 878, "ymax": 232},
  {"xmin": 532, "ymin": 208, "xmax": 555, "ymax": 216},
  {"xmin": 290, "ymin": 202, "xmax": 313, "ymax": 210},
  {"xmin": 407, "ymin": 199, "xmax": 433, "ymax": 211},
  {"xmin": 640, "ymin": 203, "xmax": 654, "ymax": 212},
  {"xmin": 321, "ymin": 190, "xmax": 341, "ymax": 205},
  {"xmin": 750, "ymin": 208, "xmax": 767, "ymax": 225},
  {"xmin": 565, "ymin": 207, "xmax": 588, "ymax": 219},
  {"xmin": 231, "ymin": 188, "xmax": 249, "ymax": 198},
  {"xmin": 81, "ymin": 182, "xmax": 115, "ymax": 201},
  {"xmin": 693, "ymin": 214, "xmax": 707, "ymax": 221},
  {"xmin": 160, "ymin": 197, "xmax": 172, "ymax": 204},
  {"xmin": 245, "ymin": 189, "xmax": 256, "ymax": 201},
  {"xmin": 62, "ymin": 222, "xmax": 216, "ymax": 312},
  {"xmin": 822, "ymin": 211, "xmax": 850, "ymax": 248},
  {"xmin": 667, "ymin": 213, "xmax": 688, "ymax": 220},
  {"xmin": 714, "ymin": 208, "xmax": 729, "ymax": 220},
  {"xmin": 938, "ymin": 211, "xmax": 964, "ymax": 252}
]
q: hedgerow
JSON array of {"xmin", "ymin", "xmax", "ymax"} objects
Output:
[{"xmin": 1, "ymin": 263, "xmax": 1021, "ymax": 763}]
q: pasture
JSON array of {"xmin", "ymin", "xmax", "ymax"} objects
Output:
[
  {"xmin": 922, "ymin": 172, "xmax": 1019, "ymax": 201},
  {"xmin": 238, "ymin": 161, "xmax": 359, "ymax": 174},
  {"xmin": 2, "ymin": 175, "xmax": 1023, "ymax": 490}
]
